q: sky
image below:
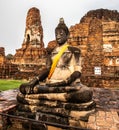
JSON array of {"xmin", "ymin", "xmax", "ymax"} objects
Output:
[{"xmin": 0, "ymin": 0, "xmax": 119, "ymax": 55}]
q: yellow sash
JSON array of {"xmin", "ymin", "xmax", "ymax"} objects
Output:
[{"xmin": 48, "ymin": 44, "xmax": 69, "ymax": 79}]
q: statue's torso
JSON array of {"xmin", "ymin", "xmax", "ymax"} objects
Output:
[{"xmin": 47, "ymin": 44, "xmax": 82, "ymax": 84}]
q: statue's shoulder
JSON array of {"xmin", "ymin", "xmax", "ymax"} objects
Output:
[{"xmin": 68, "ymin": 45, "xmax": 81, "ymax": 54}]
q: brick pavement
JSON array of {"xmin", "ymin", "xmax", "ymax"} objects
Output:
[
  {"xmin": 0, "ymin": 89, "xmax": 18, "ymax": 112},
  {"xmin": 87, "ymin": 88, "xmax": 119, "ymax": 130},
  {"xmin": 87, "ymin": 109, "xmax": 119, "ymax": 130},
  {"xmin": 0, "ymin": 89, "xmax": 18, "ymax": 129},
  {"xmin": 92, "ymin": 88, "xmax": 119, "ymax": 110}
]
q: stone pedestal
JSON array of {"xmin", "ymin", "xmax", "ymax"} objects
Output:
[{"xmin": 16, "ymin": 86, "xmax": 96, "ymax": 129}]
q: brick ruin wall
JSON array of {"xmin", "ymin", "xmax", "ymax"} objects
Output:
[
  {"xmin": 0, "ymin": 47, "xmax": 18, "ymax": 79},
  {"xmin": 0, "ymin": 63, "xmax": 18, "ymax": 79},
  {"xmin": 69, "ymin": 9, "xmax": 119, "ymax": 88}
]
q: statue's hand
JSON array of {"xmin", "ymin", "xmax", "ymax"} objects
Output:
[
  {"xmin": 19, "ymin": 78, "xmax": 39, "ymax": 94},
  {"xmin": 46, "ymin": 71, "xmax": 81, "ymax": 87},
  {"xmin": 19, "ymin": 82, "xmax": 33, "ymax": 94},
  {"xmin": 46, "ymin": 80, "xmax": 66, "ymax": 87}
]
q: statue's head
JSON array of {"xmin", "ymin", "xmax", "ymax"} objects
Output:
[{"xmin": 55, "ymin": 18, "xmax": 69, "ymax": 45}]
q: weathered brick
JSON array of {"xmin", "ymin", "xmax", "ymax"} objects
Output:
[
  {"xmin": 88, "ymin": 115, "xmax": 96, "ymax": 123},
  {"xmin": 98, "ymin": 111, "xmax": 106, "ymax": 117}
]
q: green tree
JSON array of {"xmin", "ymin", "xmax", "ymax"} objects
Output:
[{"xmin": 6, "ymin": 54, "xmax": 13, "ymax": 60}]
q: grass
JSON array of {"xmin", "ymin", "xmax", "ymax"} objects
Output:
[{"xmin": 0, "ymin": 79, "xmax": 26, "ymax": 91}]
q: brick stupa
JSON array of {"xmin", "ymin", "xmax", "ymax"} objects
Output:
[{"xmin": 13, "ymin": 7, "xmax": 47, "ymax": 79}]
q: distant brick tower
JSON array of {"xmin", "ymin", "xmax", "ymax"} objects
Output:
[
  {"xmin": 13, "ymin": 7, "xmax": 47, "ymax": 78},
  {"xmin": 0, "ymin": 47, "xmax": 5, "ymax": 63},
  {"xmin": 22, "ymin": 7, "xmax": 44, "ymax": 49}
]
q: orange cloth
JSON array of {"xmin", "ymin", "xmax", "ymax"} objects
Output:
[{"xmin": 48, "ymin": 44, "xmax": 69, "ymax": 79}]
